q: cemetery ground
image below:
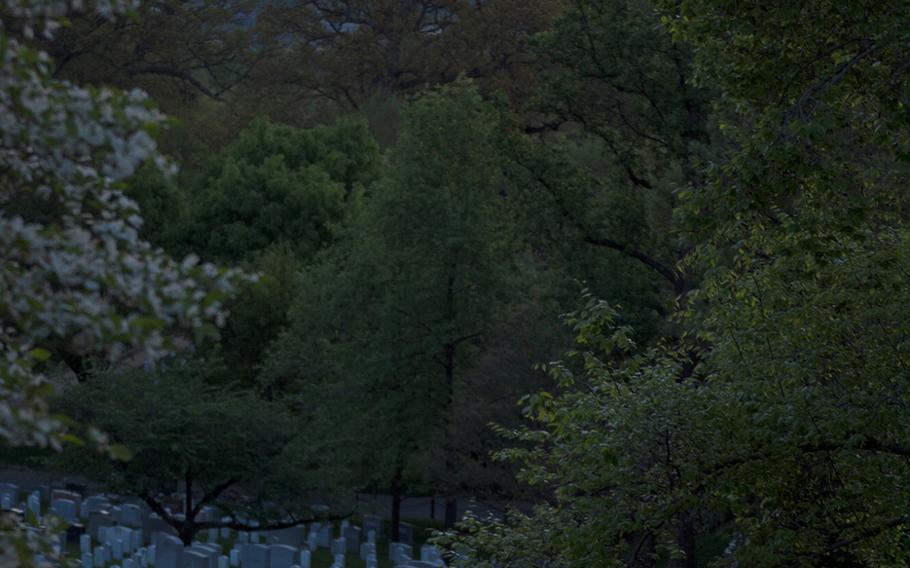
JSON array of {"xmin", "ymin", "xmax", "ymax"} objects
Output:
[{"xmin": 59, "ymin": 515, "xmax": 442, "ymax": 568}]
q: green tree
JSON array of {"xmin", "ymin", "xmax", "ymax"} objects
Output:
[
  {"xmin": 180, "ymin": 117, "xmax": 381, "ymax": 263},
  {"xmin": 264, "ymin": 81, "xmax": 533, "ymax": 531},
  {"xmin": 55, "ymin": 359, "xmax": 349, "ymax": 546},
  {"xmin": 449, "ymin": 0, "xmax": 910, "ymax": 566}
]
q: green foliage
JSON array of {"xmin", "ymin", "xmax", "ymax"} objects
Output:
[
  {"xmin": 180, "ymin": 118, "xmax": 381, "ymax": 263},
  {"xmin": 262, "ymin": 81, "xmax": 538, "ymax": 512},
  {"xmin": 54, "ymin": 358, "xmax": 348, "ymax": 522}
]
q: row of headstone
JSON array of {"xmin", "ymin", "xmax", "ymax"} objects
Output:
[{"xmin": 82, "ymin": 540, "xmax": 156, "ymax": 568}]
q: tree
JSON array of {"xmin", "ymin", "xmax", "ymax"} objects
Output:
[
  {"xmin": 173, "ymin": 117, "xmax": 381, "ymax": 386},
  {"xmin": 446, "ymin": 0, "xmax": 910, "ymax": 565},
  {"xmin": 1, "ymin": 0, "xmax": 246, "ymax": 563},
  {"xmin": 246, "ymin": 0, "xmax": 562, "ymax": 118},
  {"xmin": 179, "ymin": 117, "xmax": 381, "ymax": 263},
  {"xmin": 55, "ymin": 359, "xmax": 350, "ymax": 545},
  {"xmin": 39, "ymin": 0, "xmax": 258, "ymax": 109},
  {"xmin": 263, "ymin": 81, "xmax": 532, "ymax": 531}
]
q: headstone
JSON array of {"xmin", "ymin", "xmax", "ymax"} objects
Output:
[
  {"xmin": 152, "ymin": 533, "xmax": 184, "ymax": 568},
  {"xmin": 113, "ymin": 537, "xmax": 125, "ymax": 560},
  {"xmin": 367, "ymin": 530, "xmax": 376, "ymax": 544},
  {"xmin": 420, "ymin": 544, "xmax": 443, "ymax": 563},
  {"xmin": 342, "ymin": 526, "xmax": 360, "ymax": 552},
  {"xmin": 85, "ymin": 496, "xmax": 111, "ymax": 515},
  {"xmin": 131, "ymin": 529, "xmax": 144, "ymax": 553},
  {"xmin": 88, "ymin": 512, "xmax": 116, "ymax": 540},
  {"xmin": 360, "ymin": 542, "xmax": 376, "ymax": 560},
  {"xmin": 316, "ymin": 525, "xmax": 331, "ymax": 548},
  {"xmin": 240, "ymin": 544, "xmax": 270, "ymax": 568},
  {"xmin": 389, "ymin": 543, "xmax": 412, "ymax": 565},
  {"xmin": 51, "ymin": 489, "xmax": 81, "ymax": 502},
  {"xmin": 93, "ymin": 546, "xmax": 106, "ymax": 568},
  {"xmin": 144, "ymin": 513, "xmax": 177, "ymax": 545},
  {"xmin": 362, "ymin": 515, "xmax": 382, "ymax": 539},
  {"xmin": 50, "ymin": 498, "xmax": 78, "ymax": 522},
  {"xmin": 398, "ymin": 523, "xmax": 415, "ymax": 546},
  {"xmin": 269, "ymin": 544, "xmax": 297, "ymax": 568},
  {"xmin": 237, "ymin": 532, "xmax": 249, "ymax": 544},
  {"xmin": 333, "ymin": 554, "xmax": 344, "ymax": 568},
  {"xmin": 220, "ymin": 526, "xmax": 229, "ymax": 539},
  {"xmin": 299, "ymin": 549, "xmax": 311, "ymax": 568},
  {"xmin": 218, "ymin": 555, "xmax": 229, "ymax": 568},
  {"xmin": 81, "ymin": 533, "xmax": 92, "ymax": 554},
  {"xmin": 192, "ymin": 543, "xmax": 221, "ymax": 568},
  {"xmin": 198, "ymin": 506, "xmax": 218, "ymax": 523},
  {"xmin": 229, "ymin": 548, "xmax": 240, "ymax": 567},
  {"xmin": 124, "ymin": 559, "xmax": 136, "ymax": 568},
  {"xmin": 27, "ymin": 492, "xmax": 41, "ymax": 517},
  {"xmin": 330, "ymin": 537, "xmax": 346, "ymax": 556},
  {"xmin": 306, "ymin": 531, "xmax": 317, "ymax": 551},
  {"xmin": 183, "ymin": 549, "xmax": 209, "ymax": 568},
  {"xmin": 121, "ymin": 503, "xmax": 145, "ymax": 528},
  {"xmin": 82, "ymin": 552, "xmax": 93, "ymax": 568},
  {"xmin": 268, "ymin": 526, "xmax": 305, "ymax": 547},
  {"xmin": 0, "ymin": 484, "xmax": 18, "ymax": 508}
]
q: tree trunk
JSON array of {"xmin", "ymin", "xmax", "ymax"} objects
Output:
[
  {"xmin": 668, "ymin": 513, "xmax": 697, "ymax": 568},
  {"xmin": 442, "ymin": 341, "xmax": 459, "ymax": 529},
  {"xmin": 444, "ymin": 495, "xmax": 458, "ymax": 529},
  {"xmin": 180, "ymin": 469, "xmax": 196, "ymax": 546},
  {"xmin": 391, "ymin": 468, "xmax": 402, "ymax": 542}
]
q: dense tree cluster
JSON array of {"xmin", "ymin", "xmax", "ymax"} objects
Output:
[{"xmin": 3, "ymin": 0, "xmax": 910, "ymax": 566}]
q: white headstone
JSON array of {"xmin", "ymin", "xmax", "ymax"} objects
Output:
[
  {"xmin": 81, "ymin": 533, "xmax": 92, "ymax": 554},
  {"xmin": 331, "ymin": 537, "xmax": 346, "ymax": 556},
  {"xmin": 421, "ymin": 544, "xmax": 442, "ymax": 563},
  {"xmin": 342, "ymin": 526, "xmax": 361, "ymax": 552},
  {"xmin": 316, "ymin": 525, "xmax": 331, "ymax": 548},
  {"xmin": 82, "ymin": 552, "xmax": 93, "ymax": 568},
  {"xmin": 270, "ymin": 544, "xmax": 298, "ymax": 568},
  {"xmin": 389, "ymin": 542, "xmax": 412, "ymax": 564},
  {"xmin": 183, "ymin": 549, "xmax": 209, "ymax": 568},
  {"xmin": 93, "ymin": 546, "xmax": 106, "ymax": 568},
  {"xmin": 229, "ymin": 548, "xmax": 240, "ymax": 567},
  {"xmin": 27, "ymin": 492, "xmax": 41, "ymax": 517},
  {"xmin": 360, "ymin": 541, "xmax": 376, "ymax": 560},
  {"xmin": 218, "ymin": 555, "xmax": 229, "ymax": 568},
  {"xmin": 153, "ymin": 533, "xmax": 184, "ymax": 568},
  {"xmin": 0, "ymin": 484, "xmax": 19, "ymax": 506},
  {"xmin": 121, "ymin": 504, "xmax": 145, "ymax": 528},
  {"xmin": 300, "ymin": 549, "xmax": 311, "ymax": 568},
  {"xmin": 51, "ymin": 498, "xmax": 78, "ymax": 522},
  {"xmin": 240, "ymin": 544, "xmax": 270, "ymax": 568}
]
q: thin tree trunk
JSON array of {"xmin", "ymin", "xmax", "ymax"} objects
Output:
[
  {"xmin": 669, "ymin": 513, "xmax": 697, "ymax": 568},
  {"xmin": 391, "ymin": 468, "xmax": 402, "ymax": 542}
]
